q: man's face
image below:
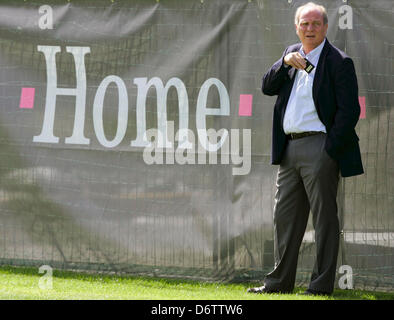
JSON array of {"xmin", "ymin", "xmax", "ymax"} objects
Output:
[{"xmin": 296, "ymin": 8, "xmax": 328, "ymax": 51}]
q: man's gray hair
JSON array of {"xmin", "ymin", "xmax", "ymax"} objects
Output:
[{"xmin": 295, "ymin": 2, "xmax": 328, "ymax": 25}]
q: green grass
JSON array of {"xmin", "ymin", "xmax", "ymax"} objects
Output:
[{"xmin": 0, "ymin": 265, "xmax": 392, "ymax": 300}]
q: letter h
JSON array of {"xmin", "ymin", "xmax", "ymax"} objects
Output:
[{"xmin": 34, "ymin": 46, "xmax": 90, "ymax": 144}]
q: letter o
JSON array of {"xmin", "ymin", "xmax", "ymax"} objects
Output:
[{"xmin": 93, "ymin": 75, "xmax": 128, "ymax": 148}]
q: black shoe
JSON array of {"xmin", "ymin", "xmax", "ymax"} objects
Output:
[
  {"xmin": 302, "ymin": 289, "xmax": 331, "ymax": 296},
  {"xmin": 247, "ymin": 286, "xmax": 282, "ymax": 294}
]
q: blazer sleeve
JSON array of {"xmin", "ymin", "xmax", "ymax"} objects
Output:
[
  {"xmin": 325, "ymin": 57, "xmax": 361, "ymax": 158},
  {"xmin": 261, "ymin": 48, "xmax": 292, "ymax": 96}
]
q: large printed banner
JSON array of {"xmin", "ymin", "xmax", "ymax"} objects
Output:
[{"xmin": 0, "ymin": 0, "xmax": 392, "ymax": 291}]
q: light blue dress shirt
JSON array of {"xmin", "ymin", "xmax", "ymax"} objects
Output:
[{"xmin": 283, "ymin": 39, "xmax": 327, "ymax": 134}]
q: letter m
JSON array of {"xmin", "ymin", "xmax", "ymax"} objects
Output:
[
  {"xmin": 34, "ymin": 45, "xmax": 90, "ymax": 144},
  {"xmin": 131, "ymin": 77, "xmax": 190, "ymax": 149}
]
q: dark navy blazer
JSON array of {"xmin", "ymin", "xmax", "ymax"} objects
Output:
[{"xmin": 262, "ymin": 39, "xmax": 364, "ymax": 177}]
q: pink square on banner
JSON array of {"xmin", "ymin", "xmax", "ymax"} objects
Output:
[
  {"xmin": 238, "ymin": 94, "xmax": 253, "ymax": 116},
  {"xmin": 19, "ymin": 87, "xmax": 35, "ymax": 109},
  {"xmin": 359, "ymin": 96, "xmax": 366, "ymax": 119}
]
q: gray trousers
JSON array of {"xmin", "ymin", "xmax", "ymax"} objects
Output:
[{"xmin": 264, "ymin": 133, "xmax": 340, "ymax": 293}]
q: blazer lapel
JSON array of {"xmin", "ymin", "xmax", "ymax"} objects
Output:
[
  {"xmin": 312, "ymin": 38, "xmax": 331, "ymax": 107},
  {"xmin": 288, "ymin": 67, "xmax": 297, "ymax": 81},
  {"xmin": 287, "ymin": 44, "xmax": 302, "ymax": 81}
]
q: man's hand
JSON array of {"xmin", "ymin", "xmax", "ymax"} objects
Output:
[{"xmin": 284, "ymin": 52, "xmax": 306, "ymax": 70}]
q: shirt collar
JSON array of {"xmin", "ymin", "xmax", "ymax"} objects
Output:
[{"xmin": 300, "ymin": 38, "xmax": 326, "ymax": 61}]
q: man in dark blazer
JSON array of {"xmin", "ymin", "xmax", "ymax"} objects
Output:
[{"xmin": 247, "ymin": 2, "xmax": 363, "ymax": 295}]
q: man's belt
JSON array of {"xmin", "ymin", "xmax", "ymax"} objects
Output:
[{"xmin": 287, "ymin": 131, "xmax": 324, "ymax": 140}]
